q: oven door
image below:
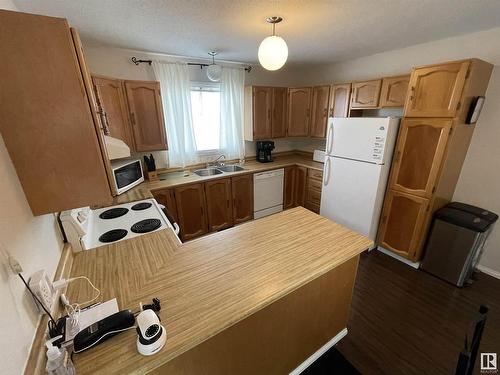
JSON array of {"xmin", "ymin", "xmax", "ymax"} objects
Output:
[{"xmin": 113, "ymin": 160, "xmax": 144, "ymax": 194}]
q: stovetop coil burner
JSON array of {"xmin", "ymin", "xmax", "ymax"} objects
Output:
[
  {"xmin": 99, "ymin": 229, "xmax": 128, "ymax": 243},
  {"xmin": 131, "ymin": 218, "xmax": 162, "ymax": 234},
  {"xmin": 99, "ymin": 207, "xmax": 129, "ymax": 219},
  {"xmin": 131, "ymin": 202, "xmax": 153, "ymax": 211}
]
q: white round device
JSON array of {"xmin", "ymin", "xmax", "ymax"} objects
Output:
[{"xmin": 136, "ymin": 310, "xmax": 167, "ymax": 356}]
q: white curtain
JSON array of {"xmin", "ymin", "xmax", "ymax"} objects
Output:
[
  {"xmin": 219, "ymin": 67, "xmax": 245, "ymax": 161},
  {"xmin": 152, "ymin": 61, "xmax": 198, "ymax": 167}
]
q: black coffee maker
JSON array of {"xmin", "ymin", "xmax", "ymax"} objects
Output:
[{"xmin": 256, "ymin": 141, "xmax": 275, "ymax": 163}]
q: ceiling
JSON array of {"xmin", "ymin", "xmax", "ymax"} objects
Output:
[{"xmin": 13, "ymin": 0, "xmax": 500, "ymax": 65}]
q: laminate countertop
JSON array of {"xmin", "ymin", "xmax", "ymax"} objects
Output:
[
  {"xmin": 112, "ymin": 154, "xmax": 324, "ymax": 206},
  {"xmin": 67, "ymin": 207, "xmax": 372, "ymax": 374}
]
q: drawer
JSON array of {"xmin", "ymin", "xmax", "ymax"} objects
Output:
[
  {"xmin": 307, "ymin": 178, "xmax": 322, "ymax": 192},
  {"xmin": 308, "ymin": 168, "xmax": 323, "ymax": 181},
  {"xmin": 305, "ymin": 201, "xmax": 320, "ymax": 214},
  {"xmin": 306, "ymin": 188, "xmax": 322, "ymax": 205}
]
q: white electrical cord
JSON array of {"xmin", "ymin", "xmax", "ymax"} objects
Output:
[{"xmin": 55, "ymin": 276, "xmax": 101, "ymax": 332}]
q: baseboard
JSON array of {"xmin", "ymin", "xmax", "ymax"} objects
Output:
[
  {"xmin": 476, "ymin": 264, "xmax": 500, "ymax": 280},
  {"xmin": 377, "ymin": 246, "xmax": 420, "ymax": 269},
  {"xmin": 289, "ymin": 328, "xmax": 348, "ymax": 375}
]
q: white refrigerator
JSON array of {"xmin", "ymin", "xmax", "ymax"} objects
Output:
[{"xmin": 320, "ymin": 117, "xmax": 400, "ymax": 241}]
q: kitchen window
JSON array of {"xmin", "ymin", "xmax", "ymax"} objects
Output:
[{"xmin": 190, "ymin": 83, "xmax": 221, "ymax": 153}]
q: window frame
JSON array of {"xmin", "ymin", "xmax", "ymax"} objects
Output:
[{"xmin": 190, "ymin": 81, "xmax": 221, "ymax": 157}]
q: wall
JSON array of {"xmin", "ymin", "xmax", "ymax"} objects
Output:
[
  {"xmin": 0, "ymin": 2, "xmax": 65, "ymax": 374},
  {"xmin": 82, "ymin": 44, "xmax": 319, "ymax": 166},
  {"xmin": 296, "ymin": 27, "xmax": 500, "ymax": 275}
]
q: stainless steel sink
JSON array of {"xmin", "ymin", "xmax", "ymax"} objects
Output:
[
  {"xmin": 193, "ymin": 168, "xmax": 224, "ymax": 177},
  {"xmin": 217, "ymin": 165, "xmax": 245, "ymax": 172}
]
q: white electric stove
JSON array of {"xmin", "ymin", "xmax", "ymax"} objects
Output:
[{"xmin": 60, "ymin": 199, "xmax": 180, "ymax": 251}]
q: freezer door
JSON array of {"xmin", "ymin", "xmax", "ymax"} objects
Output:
[
  {"xmin": 320, "ymin": 156, "xmax": 389, "ymax": 241},
  {"xmin": 328, "ymin": 117, "xmax": 399, "ymax": 164}
]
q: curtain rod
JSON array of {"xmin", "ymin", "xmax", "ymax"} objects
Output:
[{"xmin": 131, "ymin": 57, "xmax": 252, "ymax": 72}]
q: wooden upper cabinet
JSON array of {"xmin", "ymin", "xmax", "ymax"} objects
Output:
[
  {"xmin": 0, "ymin": 11, "xmax": 114, "ymax": 215},
  {"xmin": 252, "ymin": 86, "xmax": 273, "ymax": 139},
  {"xmin": 232, "ymin": 174, "xmax": 253, "ymax": 224},
  {"xmin": 287, "ymin": 88, "xmax": 312, "ymax": 137},
  {"xmin": 404, "ymin": 61, "xmax": 469, "ymax": 117},
  {"xmin": 272, "ymin": 87, "xmax": 288, "ymax": 138},
  {"xmin": 92, "ymin": 76, "xmax": 134, "ymax": 149},
  {"xmin": 350, "ymin": 79, "xmax": 382, "ymax": 108},
  {"xmin": 378, "ymin": 189, "xmax": 429, "ymax": 260},
  {"xmin": 389, "ymin": 118, "xmax": 452, "ymax": 197},
  {"xmin": 294, "ymin": 166, "xmax": 308, "ymax": 207},
  {"xmin": 174, "ymin": 183, "xmax": 208, "ymax": 241},
  {"xmin": 124, "ymin": 80, "xmax": 168, "ymax": 152},
  {"xmin": 283, "ymin": 166, "xmax": 296, "ymax": 209},
  {"xmin": 379, "ymin": 75, "xmax": 410, "ymax": 108},
  {"xmin": 310, "ymin": 86, "xmax": 331, "ymax": 138},
  {"xmin": 205, "ymin": 178, "xmax": 234, "ymax": 232},
  {"xmin": 329, "ymin": 83, "xmax": 351, "ymax": 118}
]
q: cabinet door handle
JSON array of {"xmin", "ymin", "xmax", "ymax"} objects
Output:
[
  {"xmin": 323, "ymin": 108, "xmax": 328, "ymax": 117},
  {"xmin": 130, "ymin": 112, "xmax": 136, "ymax": 125},
  {"xmin": 329, "ymin": 108, "xmax": 333, "ymax": 117}
]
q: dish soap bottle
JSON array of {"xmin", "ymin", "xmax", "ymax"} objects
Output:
[{"xmin": 45, "ymin": 336, "xmax": 75, "ymax": 375}]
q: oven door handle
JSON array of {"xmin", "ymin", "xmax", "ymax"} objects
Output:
[{"xmin": 158, "ymin": 204, "xmax": 180, "ymax": 235}]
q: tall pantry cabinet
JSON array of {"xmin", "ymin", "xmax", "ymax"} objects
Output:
[{"xmin": 377, "ymin": 59, "xmax": 493, "ymax": 262}]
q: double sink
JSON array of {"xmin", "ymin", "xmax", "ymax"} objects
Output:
[{"xmin": 193, "ymin": 164, "xmax": 245, "ymax": 176}]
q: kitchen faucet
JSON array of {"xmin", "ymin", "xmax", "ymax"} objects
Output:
[{"xmin": 207, "ymin": 154, "xmax": 226, "ymax": 168}]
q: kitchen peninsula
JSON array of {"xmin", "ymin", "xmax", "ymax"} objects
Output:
[{"xmin": 67, "ymin": 207, "xmax": 372, "ymax": 374}]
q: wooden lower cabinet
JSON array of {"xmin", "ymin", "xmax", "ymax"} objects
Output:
[
  {"xmin": 232, "ymin": 174, "xmax": 254, "ymax": 224},
  {"xmin": 174, "ymin": 183, "xmax": 208, "ymax": 241},
  {"xmin": 152, "ymin": 188, "xmax": 178, "ymax": 223},
  {"xmin": 305, "ymin": 169, "xmax": 323, "ymax": 214},
  {"xmin": 205, "ymin": 178, "xmax": 234, "ymax": 232},
  {"xmin": 294, "ymin": 166, "xmax": 308, "ymax": 207},
  {"xmin": 377, "ymin": 189, "xmax": 429, "ymax": 260},
  {"xmin": 283, "ymin": 166, "xmax": 296, "ymax": 209}
]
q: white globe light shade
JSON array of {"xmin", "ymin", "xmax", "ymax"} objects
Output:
[
  {"xmin": 258, "ymin": 35, "xmax": 288, "ymax": 71},
  {"xmin": 206, "ymin": 64, "xmax": 222, "ymax": 82}
]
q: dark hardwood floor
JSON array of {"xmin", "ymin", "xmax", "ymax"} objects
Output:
[{"xmin": 336, "ymin": 250, "xmax": 500, "ymax": 375}]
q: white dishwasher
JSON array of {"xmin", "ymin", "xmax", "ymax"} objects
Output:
[{"xmin": 253, "ymin": 168, "xmax": 284, "ymax": 219}]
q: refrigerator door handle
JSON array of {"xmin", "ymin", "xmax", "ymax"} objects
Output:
[
  {"xmin": 323, "ymin": 157, "xmax": 331, "ymax": 187},
  {"xmin": 326, "ymin": 121, "xmax": 334, "ymax": 155}
]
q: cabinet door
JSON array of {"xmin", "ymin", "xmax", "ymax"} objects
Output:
[
  {"xmin": 287, "ymin": 88, "xmax": 312, "ymax": 137},
  {"xmin": 378, "ymin": 189, "xmax": 429, "ymax": 260},
  {"xmin": 379, "ymin": 75, "xmax": 410, "ymax": 108},
  {"xmin": 329, "ymin": 83, "xmax": 351, "ymax": 118},
  {"xmin": 283, "ymin": 166, "xmax": 296, "ymax": 209},
  {"xmin": 252, "ymin": 86, "xmax": 273, "ymax": 139},
  {"xmin": 404, "ymin": 61, "xmax": 469, "ymax": 117},
  {"xmin": 152, "ymin": 188, "xmax": 178, "ymax": 223},
  {"xmin": 92, "ymin": 76, "xmax": 134, "ymax": 149},
  {"xmin": 310, "ymin": 86, "xmax": 331, "ymax": 138},
  {"xmin": 205, "ymin": 178, "xmax": 234, "ymax": 232},
  {"xmin": 124, "ymin": 80, "xmax": 168, "ymax": 151},
  {"xmin": 174, "ymin": 183, "xmax": 208, "ymax": 241},
  {"xmin": 390, "ymin": 118, "xmax": 452, "ymax": 197},
  {"xmin": 294, "ymin": 166, "xmax": 308, "ymax": 207},
  {"xmin": 350, "ymin": 80, "xmax": 382, "ymax": 108},
  {"xmin": 232, "ymin": 174, "xmax": 254, "ymax": 224},
  {"xmin": 272, "ymin": 87, "xmax": 288, "ymax": 138}
]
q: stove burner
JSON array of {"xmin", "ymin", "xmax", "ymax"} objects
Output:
[
  {"xmin": 131, "ymin": 202, "xmax": 153, "ymax": 211},
  {"xmin": 99, "ymin": 207, "xmax": 129, "ymax": 220},
  {"xmin": 99, "ymin": 229, "xmax": 128, "ymax": 243},
  {"xmin": 131, "ymin": 219, "xmax": 162, "ymax": 234}
]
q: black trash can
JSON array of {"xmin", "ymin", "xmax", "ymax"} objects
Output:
[{"xmin": 421, "ymin": 202, "xmax": 497, "ymax": 287}]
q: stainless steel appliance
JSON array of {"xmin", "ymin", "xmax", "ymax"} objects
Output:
[
  {"xmin": 421, "ymin": 203, "xmax": 497, "ymax": 287},
  {"xmin": 256, "ymin": 141, "xmax": 275, "ymax": 163},
  {"xmin": 111, "ymin": 159, "xmax": 144, "ymax": 195},
  {"xmin": 253, "ymin": 169, "xmax": 284, "ymax": 219}
]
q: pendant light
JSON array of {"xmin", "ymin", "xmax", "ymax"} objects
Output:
[
  {"xmin": 206, "ymin": 51, "xmax": 222, "ymax": 82},
  {"xmin": 258, "ymin": 16, "xmax": 288, "ymax": 71}
]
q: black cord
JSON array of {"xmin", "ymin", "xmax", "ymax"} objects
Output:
[{"xmin": 18, "ymin": 273, "xmax": 57, "ymax": 325}]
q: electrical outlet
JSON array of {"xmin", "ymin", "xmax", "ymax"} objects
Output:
[{"xmin": 28, "ymin": 270, "xmax": 54, "ymax": 313}]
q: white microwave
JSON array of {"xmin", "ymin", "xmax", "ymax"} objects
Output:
[{"xmin": 111, "ymin": 159, "xmax": 144, "ymax": 194}]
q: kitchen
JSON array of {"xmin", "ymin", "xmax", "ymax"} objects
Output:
[{"xmin": 1, "ymin": 1, "xmax": 500, "ymax": 374}]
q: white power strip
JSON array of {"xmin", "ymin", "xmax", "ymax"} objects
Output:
[{"xmin": 29, "ymin": 270, "xmax": 55, "ymax": 313}]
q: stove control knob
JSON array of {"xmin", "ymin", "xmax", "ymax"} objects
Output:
[{"xmin": 77, "ymin": 211, "xmax": 87, "ymax": 223}]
